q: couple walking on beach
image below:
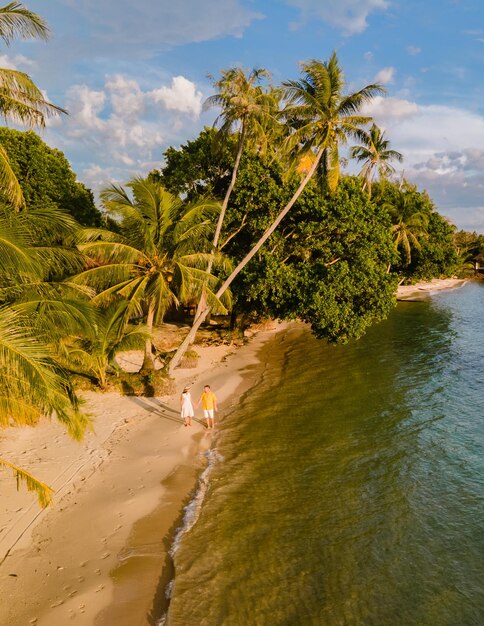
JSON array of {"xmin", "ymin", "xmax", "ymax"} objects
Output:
[{"xmin": 180, "ymin": 385, "xmax": 217, "ymax": 429}]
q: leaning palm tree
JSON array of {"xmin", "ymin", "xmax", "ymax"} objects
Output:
[
  {"xmin": 183, "ymin": 68, "xmax": 276, "ymax": 352},
  {"xmin": 0, "ymin": 2, "xmax": 66, "ymax": 209},
  {"xmin": 72, "ymin": 177, "xmax": 231, "ymax": 371},
  {"xmin": 205, "ymin": 67, "xmax": 276, "ymax": 254},
  {"xmin": 168, "ymin": 52, "xmax": 384, "ymax": 372},
  {"xmin": 281, "ymin": 52, "xmax": 384, "ymax": 193},
  {"xmin": 350, "ymin": 123, "xmax": 403, "ymax": 197}
]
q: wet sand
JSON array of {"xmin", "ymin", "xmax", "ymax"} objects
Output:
[{"xmin": 0, "ymin": 324, "xmax": 282, "ymax": 625}]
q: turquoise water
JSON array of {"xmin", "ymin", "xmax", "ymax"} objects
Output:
[{"xmin": 166, "ymin": 283, "xmax": 484, "ymax": 626}]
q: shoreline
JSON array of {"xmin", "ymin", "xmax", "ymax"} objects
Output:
[
  {"xmin": 396, "ymin": 277, "xmax": 468, "ymax": 301},
  {"xmin": 0, "ymin": 322, "xmax": 284, "ymax": 625}
]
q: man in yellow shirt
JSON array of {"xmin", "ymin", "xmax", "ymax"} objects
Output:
[{"xmin": 197, "ymin": 385, "xmax": 217, "ymax": 429}]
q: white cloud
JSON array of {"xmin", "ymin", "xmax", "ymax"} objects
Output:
[
  {"xmin": 151, "ymin": 76, "xmax": 203, "ymax": 117},
  {"xmin": 66, "ymin": 85, "xmax": 106, "ymax": 130},
  {"xmin": 0, "ymin": 53, "xmax": 36, "ymax": 70},
  {"xmin": 364, "ymin": 51, "xmax": 374, "ymax": 62},
  {"xmin": 374, "ymin": 66, "xmax": 395, "ymax": 84},
  {"xmin": 361, "ymin": 95, "xmax": 419, "ymax": 119},
  {"xmin": 286, "ymin": 0, "xmax": 390, "ymax": 35},
  {"xmin": 360, "ymin": 97, "xmax": 484, "ymax": 231},
  {"xmin": 105, "ymin": 75, "xmax": 145, "ymax": 119},
  {"xmin": 43, "ymin": 72, "xmax": 208, "ymax": 201},
  {"xmin": 58, "ymin": 0, "xmax": 262, "ymax": 47},
  {"xmin": 407, "ymin": 46, "xmax": 421, "ymax": 56}
]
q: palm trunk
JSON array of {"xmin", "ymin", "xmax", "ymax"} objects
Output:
[
  {"xmin": 214, "ymin": 122, "xmax": 246, "ymax": 251},
  {"xmin": 141, "ymin": 302, "xmax": 155, "ymax": 372},
  {"xmin": 181, "ymin": 124, "xmax": 247, "ymax": 349},
  {"xmin": 168, "ymin": 149, "xmax": 323, "ymax": 374}
]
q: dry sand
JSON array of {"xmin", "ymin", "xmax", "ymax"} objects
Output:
[
  {"xmin": 0, "ymin": 323, "xmax": 281, "ymax": 626},
  {"xmin": 396, "ymin": 277, "xmax": 468, "ymax": 301},
  {"xmin": 1, "ymin": 278, "xmax": 468, "ymax": 623}
]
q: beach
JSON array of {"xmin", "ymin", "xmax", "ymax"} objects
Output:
[
  {"xmin": 0, "ymin": 323, "xmax": 280, "ymax": 626},
  {"xmin": 396, "ymin": 277, "xmax": 468, "ymax": 300},
  {"xmin": 0, "ymin": 277, "xmax": 471, "ymax": 625}
]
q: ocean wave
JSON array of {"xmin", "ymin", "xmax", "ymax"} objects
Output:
[{"xmin": 169, "ymin": 448, "xmax": 224, "ymax": 557}]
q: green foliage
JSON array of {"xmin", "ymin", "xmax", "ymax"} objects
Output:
[
  {"xmin": 224, "ymin": 167, "xmax": 397, "ymax": 342},
  {"xmin": 0, "ymin": 2, "xmax": 49, "ymax": 46},
  {"xmin": 156, "ymin": 127, "xmax": 236, "ymax": 201},
  {"xmin": 373, "ymin": 181, "xmax": 457, "ymax": 279},
  {"xmin": 64, "ymin": 301, "xmax": 149, "ymax": 388},
  {"xmin": 72, "ymin": 177, "xmax": 232, "ymax": 369},
  {"xmin": 408, "ymin": 212, "xmax": 458, "ymax": 280},
  {"xmin": 454, "ymin": 230, "xmax": 484, "ymax": 274},
  {"xmin": 0, "ymin": 128, "xmax": 102, "ymax": 225},
  {"xmin": 350, "ymin": 123, "xmax": 403, "ymax": 196},
  {"xmin": 180, "ymin": 348, "xmax": 199, "ymax": 368}
]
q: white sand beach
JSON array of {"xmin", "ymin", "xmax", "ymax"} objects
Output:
[
  {"xmin": 0, "ymin": 323, "xmax": 281, "ymax": 625},
  {"xmin": 396, "ymin": 277, "xmax": 468, "ymax": 301}
]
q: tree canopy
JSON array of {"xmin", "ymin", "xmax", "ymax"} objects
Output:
[{"xmin": 0, "ymin": 128, "xmax": 102, "ymax": 226}]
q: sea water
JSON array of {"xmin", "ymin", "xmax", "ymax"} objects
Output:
[{"xmin": 165, "ymin": 282, "xmax": 484, "ymax": 626}]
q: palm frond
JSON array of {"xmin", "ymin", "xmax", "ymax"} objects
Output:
[
  {"xmin": 70, "ymin": 263, "xmax": 135, "ymax": 292},
  {"xmin": 0, "ymin": 2, "xmax": 49, "ymax": 45},
  {"xmin": 0, "ymin": 458, "xmax": 53, "ymax": 508},
  {"xmin": 0, "ymin": 142, "xmax": 24, "ymax": 208},
  {"xmin": 0, "ymin": 68, "xmax": 66, "ymax": 126},
  {"xmin": 0, "ymin": 306, "xmax": 89, "ymax": 438}
]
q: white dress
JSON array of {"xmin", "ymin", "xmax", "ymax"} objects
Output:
[{"xmin": 181, "ymin": 391, "xmax": 194, "ymax": 418}]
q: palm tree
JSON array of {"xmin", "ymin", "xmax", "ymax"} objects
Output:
[
  {"xmin": 0, "ymin": 307, "xmax": 88, "ymax": 507},
  {"xmin": 385, "ymin": 191, "xmax": 429, "ymax": 267},
  {"xmin": 0, "ymin": 2, "xmax": 66, "ymax": 209},
  {"xmin": 0, "ymin": 206, "xmax": 90, "ymax": 506},
  {"xmin": 282, "ymin": 52, "xmax": 384, "ymax": 193},
  {"xmin": 184, "ymin": 67, "xmax": 277, "ymax": 324},
  {"xmin": 0, "ymin": 4, "xmax": 77, "ymax": 506},
  {"xmin": 168, "ymin": 52, "xmax": 384, "ymax": 372},
  {"xmin": 205, "ymin": 67, "xmax": 276, "ymax": 253},
  {"xmin": 350, "ymin": 123, "xmax": 403, "ymax": 197},
  {"xmin": 65, "ymin": 301, "xmax": 149, "ymax": 389},
  {"xmin": 72, "ymin": 177, "xmax": 230, "ymax": 371}
]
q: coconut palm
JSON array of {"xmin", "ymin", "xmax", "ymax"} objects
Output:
[
  {"xmin": 205, "ymin": 67, "xmax": 276, "ymax": 252},
  {"xmin": 72, "ymin": 177, "xmax": 230, "ymax": 371},
  {"xmin": 65, "ymin": 301, "xmax": 149, "ymax": 389},
  {"xmin": 0, "ymin": 4, "xmax": 77, "ymax": 506},
  {"xmin": 183, "ymin": 68, "xmax": 276, "ymax": 348},
  {"xmin": 281, "ymin": 52, "xmax": 384, "ymax": 193},
  {"xmin": 0, "ymin": 204, "xmax": 90, "ymax": 506},
  {"xmin": 385, "ymin": 191, "xmax": 429, "ymax": 266},
  {"xmin": 168, "ymin": 52, "xmax": 384, "ymax": 372},
  {"xmin": 0, "ymin": 306, "xmax": 88, "ymax": 507},
  {"xmin": 350, "ymin": 123, "xmax": 403, "ymax": 197}
]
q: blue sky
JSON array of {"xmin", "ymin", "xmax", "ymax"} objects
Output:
[{"xmin": 6, "ymin": 0, "xmax": 484, "ymax": 231}]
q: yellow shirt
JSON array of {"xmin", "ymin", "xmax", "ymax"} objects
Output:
[{"xmin": 201, "ymin": 391, "xmax": 216, "ymax": 410}]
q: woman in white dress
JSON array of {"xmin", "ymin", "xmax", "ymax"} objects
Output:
[{"xmin": 180, "ymin": 386, "xmax": 194, "ymax": 426}]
